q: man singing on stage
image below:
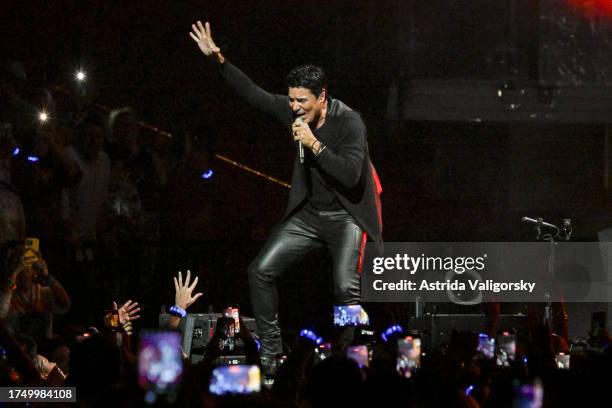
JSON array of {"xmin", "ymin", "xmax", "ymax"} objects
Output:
[{"xmin": 190, "ymin": 21, "xmax": 382, "ymax": 372}]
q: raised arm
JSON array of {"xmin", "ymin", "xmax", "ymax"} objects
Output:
[
  {"xmin": 189, "ymin": 21, "xmax": 223, "ymax": 64},
  {"xmin": 113, "ymin": 299, "xmax": 141, "ymax": 336},
  {"xmin": 189, "ymin": 21, "xmax": 291, "ymax": 124},
  {"xmin": 167, "ymin": 270, "xmax": 203, "ymax": 330},
  {"xmin": 35, "ymin": 260, "xmax": 71, "ymax": 314}
]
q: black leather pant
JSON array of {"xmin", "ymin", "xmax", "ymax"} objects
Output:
[{"xmin": 248, "ymin": 206, "xmax": 364, "ymax": 358}]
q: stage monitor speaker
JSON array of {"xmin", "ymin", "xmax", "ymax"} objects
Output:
[
  {"xmin": 158, "ymin": 312, "xmax": 256, "ymax": 363},
  {"xmin": 410, "ymin": 314, "xmax": 527, "ymax": 348}
]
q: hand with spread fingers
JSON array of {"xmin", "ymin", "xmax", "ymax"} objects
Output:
[
  {"xmin": 166, "ymin": 270, "xmax": 203, "ymax": 330},
  {"xmin": 174, "ymin": 269, "xmax": 203, "ymax": 310},
  {"xmin": 189, "ymin": 21, "xmax": 223, "ymax": 63},
  {"xmin": 113, "ymin": 300, "xmax": 141, "ymax": 334}
]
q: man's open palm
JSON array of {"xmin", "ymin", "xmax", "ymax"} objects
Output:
[{"xmin": 190, "ymin": 21, "xmax": 220, "ymax": 57}]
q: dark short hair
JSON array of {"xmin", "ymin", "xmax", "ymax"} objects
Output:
[{"xmin": 286, "ymin": 64, "xmax": 328, "ymax": 97}]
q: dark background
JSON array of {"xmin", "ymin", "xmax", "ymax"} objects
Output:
[{"xmin": 3, "ymin": 1, "xmax": 611, "ymax": 338}]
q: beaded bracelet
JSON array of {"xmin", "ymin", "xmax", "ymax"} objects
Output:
[{"xmin": 168, "ymin": 305, "xmax": 187, "ymax": 318}]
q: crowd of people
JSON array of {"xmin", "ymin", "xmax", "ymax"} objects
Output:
[
  {"xmin": 1, "ymin": 246, "xmax": 609, "ymax": 407},
  {"xmin": 0, "ymin": 53, "xmax": 234, "ymax": 317}
]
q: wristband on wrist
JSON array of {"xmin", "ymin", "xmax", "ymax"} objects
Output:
[
  {"xmin": 168, "ymin": 305, "xmax": 187, "ymax": 318},
  {"xmin": 122, "ymin": 321, "xmax": 133, "ymax": 335}
]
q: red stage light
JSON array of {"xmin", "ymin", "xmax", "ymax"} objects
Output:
[{"xmin": 567, "ymin": 0, "xmax": 612, "ymax": 18}]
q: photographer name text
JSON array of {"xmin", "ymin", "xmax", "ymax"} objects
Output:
[{"xmin": 372, "ymin": 279, "xmax": 536, "ymax": 293}]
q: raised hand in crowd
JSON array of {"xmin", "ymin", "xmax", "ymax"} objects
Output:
[
  {"xmin": 112, "ymin": 299, "xmax": 141, "ymax": 336},
  {"xmin": 167, "ymin": 269, "xmax": 203, "ymax": 329},
  {"xmin": 174, "ymin": 269, "xmax": 203, "ymax": 310}
]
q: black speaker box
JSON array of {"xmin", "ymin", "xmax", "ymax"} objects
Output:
[
  {"xmin": 410, "ymin": 314, "xmax": 527, "ymax": 348},
  {"xmin": 158, "ymin": 312, "xmax": 256, "ymax": 363}
]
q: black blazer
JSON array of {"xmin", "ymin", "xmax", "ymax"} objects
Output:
[{"xmin": 220, "ymin": 61, "xmax": 383, "ymax": 251}]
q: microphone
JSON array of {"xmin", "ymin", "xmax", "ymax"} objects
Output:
[
  {"xmin": 295, "ymin": 117, "xmax": 304, "ymax": 164},
  {"xmin": 521, "ymin": 216, "xmax": 557, "ymax": 230}
]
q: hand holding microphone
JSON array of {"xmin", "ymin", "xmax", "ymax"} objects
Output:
[
  {"xmin": 292, "ymin": 117, "xmax": 305, "ymax": 163},
  {"xmin": 293, "ymin": 117, "xmax": 321, "ymax": 164}
]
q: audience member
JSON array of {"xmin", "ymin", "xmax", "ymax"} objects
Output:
[
  {"xmin": 5, "ymin": 249, "xmax": 70, "ymax": 342},
  {"xmin": 61, "ymin": 112, "xmax": 110, "ymax": 256}
]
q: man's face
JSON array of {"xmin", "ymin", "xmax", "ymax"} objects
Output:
[{"xmin": 288, "ymin": 87, "xmax": 326, "ymax": 124}]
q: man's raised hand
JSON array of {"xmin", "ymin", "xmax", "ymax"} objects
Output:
[{"xmin": 190, "ymin": 21, "xmax": 221, "ymax": 59}]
